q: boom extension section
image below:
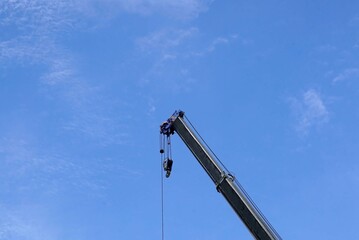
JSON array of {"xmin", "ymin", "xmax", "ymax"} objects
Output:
[{"xmin": 160, "ymin": 110, "xmax": 281, "ymax": 240}]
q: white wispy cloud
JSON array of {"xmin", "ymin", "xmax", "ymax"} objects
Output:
[
  {"xmin": 135, "ymin": 27, "xmax": 199, "ymax": 90},
  {"xmin": 86, "ymin": 0, "xmax": 212, "ymax": 20},
  {"xmin": 0, "ymin": 137, "xmax": 79, "ymax": 194},
  {"xmin": 0, "ymin": 0, "xmax": 133, "ymax": 146},
  {"xmin": 0, "ymin": 205, "xmax": 60, "ymax": 240},
  {"xmin": 0, "ymin": 135, "xmax": 139, "ymax": 199},
  {"xmin": 0, "ymin": 1, "xmax": 78, "ymax": 69},
  {"xmin": 136, "ymin": 29, "xmax": 240, "ymax": 59},
  {"xmin": 0, "ymin": 0, "xmax": 215, "ymax": 156},
  {"xmin": 0, "ymin": 0, "xmax": 213, "ymax": 120},
  {"xmin": 333, "ymin": 68, "xmax": 359, "ymax": 83},
  {"xmin": 191, "ymin": 34, "xmax": 242, "ymax": 56},
  {"xmin": 289, "ymin": 89, "xmax": 329, "ymax": 135},
  {"xmin": 137, "ymin": 27, "xmax": 198, "ymax": 53},
  {"xmin": 0, "ymin": 37, "xmax": 51, "ymax": 64},
  {"xmin": 0, "ymin": 0, "xmax": 79, "ymax": 35},
  {"xmin": 136, "ymin": 29, "xmax": 239, "ymax": 85},
  {"xmin": 208, "ymin": 37, "xmax": 230, "ymax": 51},
  {"xmin": 134, "ymin": 29, "xmax": 242, "ymax": 116},
  {"xmin": 349, "ymin": 15, "xmax": 359, "ymax": 27}
]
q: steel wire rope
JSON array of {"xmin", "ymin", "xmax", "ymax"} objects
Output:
[
  {"xmin": 159, "ymin": 134, "xmax": 165, "ymax": 240},
  {"xmin": 184, "ymin": 115, "xmax": 230, "ymax": 173},
  {"xmin": 233, "ymin": 178, "xmax": 282, "ymax": 239},
  {"xmin": 184, "ymin": 115, "xmax": 281, "ymax": 239},
  {"xmin": 166, "ymin": 136, "xmax": 172, "ymax": 160}
]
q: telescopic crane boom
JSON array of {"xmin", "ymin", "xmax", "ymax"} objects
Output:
[{"xmin": 160, "ymin": 110, "xmax": 282, "ymax": 240}]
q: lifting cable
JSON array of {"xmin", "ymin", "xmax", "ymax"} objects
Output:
[
  {"xmin": 159, "ymin": 134, "xmax": 165, "ymax": 240},
  {"xmin": 159, "ymin": 131, "xmax": 174, "ymax": 240}
]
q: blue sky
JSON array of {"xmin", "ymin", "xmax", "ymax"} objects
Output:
[{"xmin": 1, "ymin": 0, "xmax": 359, "ymax": 239}]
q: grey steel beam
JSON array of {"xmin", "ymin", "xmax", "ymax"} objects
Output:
[{"xmin": 171, "ymin": 115, "xmax": 281, "ymax": 240}]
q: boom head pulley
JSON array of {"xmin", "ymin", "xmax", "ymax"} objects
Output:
[
  {"xmin": 160, "ymin": 110, "xmax": 184, "ymax": 136},
  {"xmin": 159, "ymin": 110, "xmax": 184, "ymax": 178}
]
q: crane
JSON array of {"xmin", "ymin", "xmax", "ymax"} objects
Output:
[{"xmin": 160, "ymin": 110, "xmax": 282, "ymax": 240}]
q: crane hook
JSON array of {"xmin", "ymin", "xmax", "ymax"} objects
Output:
[{"xmin": 163, "ymin": 158, "xmax": 173, "ymax": 178}]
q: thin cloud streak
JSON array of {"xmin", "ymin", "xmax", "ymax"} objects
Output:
[
  {"xmin": 333, "ymin": 68, "xmax": 359, "ymax": 83},
  {"xmin": 0, "ymin": 205, "xmax": 60, "ymax": 240},
  {"xmin": 1, "ymin": 0, "xmax": 131, "ymax": 146},
  {"xmin": 0, "ymin": 1, "xmax": 210, "ymax": 203},
  {"xmin": 0, "ymin": 0, "xmax": 212, "ymax": 119},
  {"xmin": 191, "ymin": 34, "xmax": 241, "ymax": 56},
  {"xmin": 135, "ymin": 27, "xmax": 199, "ymax": 92},
  {"xmin": 88, "ymin": 0, "xmax": 212, "ymax": 20},
  {"xmin": 136, "ymin": 27, "xmax": 198, "ymax": 53},
  {"xmin": 136, "ymin": 29, "xmax": 239, "ymax": 93},
  {"xmin": 0, "ymin": 136, "xmax": 138, "ymax": 199},
  {"xmin": 290, "ymin": 89, "xmax": 329, "ymax": 135}
]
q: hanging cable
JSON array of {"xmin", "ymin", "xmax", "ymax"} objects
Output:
[
  {"xmin": 159, "ymin": 134, "xmax": 165, "ymax": 240},
  {"xmin": 162, "ymin": 135, "xmax": 173, "ymax": 178}
]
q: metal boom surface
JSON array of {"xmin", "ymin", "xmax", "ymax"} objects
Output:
[{"xmin": 160, "ymin": 110, "xmax": 281, "ymax": 240}]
